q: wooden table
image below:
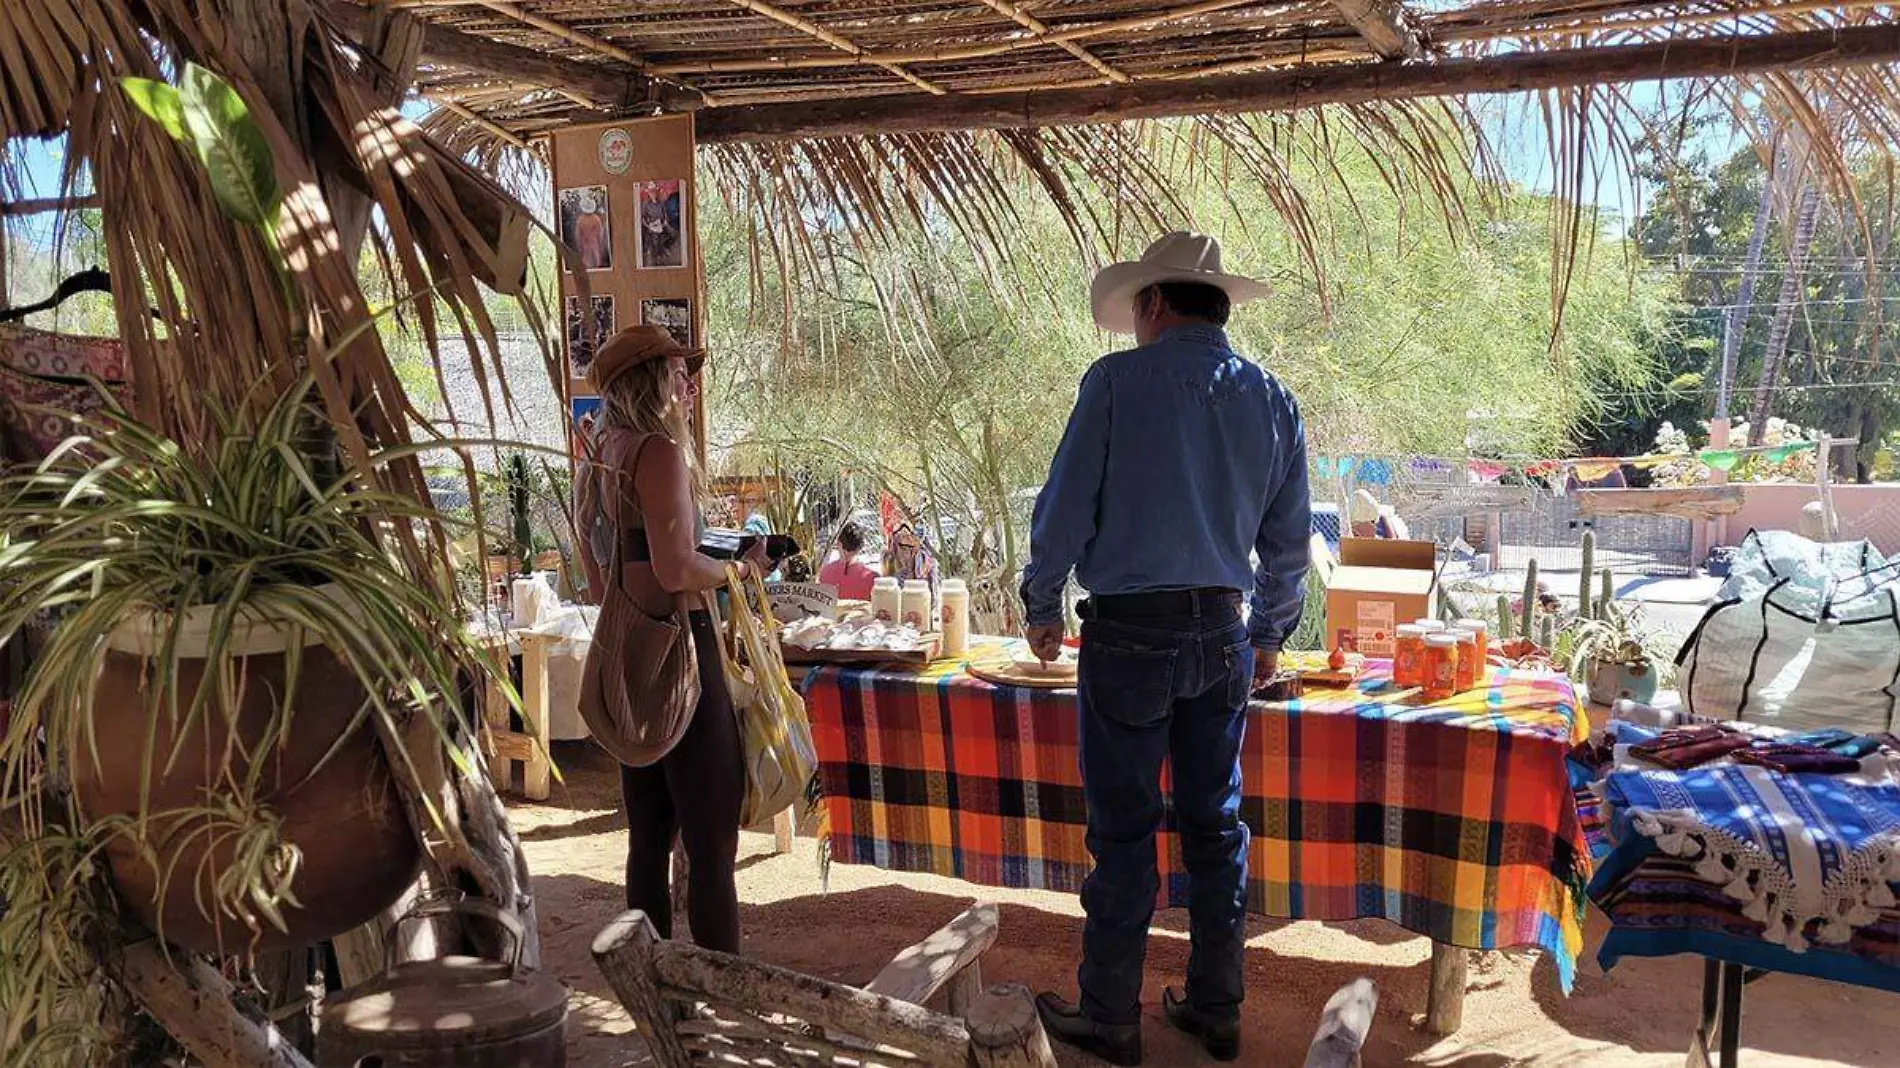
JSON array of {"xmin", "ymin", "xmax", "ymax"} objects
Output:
[
  {"xmin": 803, "ymin": 648, "xmax": 1592, "ymax": 1033},
  {"xmin": 476, "ymin": 629, "xmax": 553, "ymax": 801}
]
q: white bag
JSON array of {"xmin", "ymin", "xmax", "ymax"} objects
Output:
[
  {"xmin": 1773, "ymin": 571, "xmax": 1900, "ymax": 733},
  {"xmin": 1677, "ymin": 578, "xmax": 1815, "ymax": 721}
]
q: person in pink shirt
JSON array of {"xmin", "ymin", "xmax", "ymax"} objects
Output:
[{"xmin": 818, "ymin": 522, "xmax": 879, "ymax": 601}]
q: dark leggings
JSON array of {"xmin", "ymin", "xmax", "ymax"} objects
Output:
[{"xmin": 620, "ymin": 610, "xmax": 744, "ymax": 953}]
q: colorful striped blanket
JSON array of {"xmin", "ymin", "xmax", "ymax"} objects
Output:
[{"xmin": 805, "ymin": 653, "xmax": 1591, "ymax": 990}]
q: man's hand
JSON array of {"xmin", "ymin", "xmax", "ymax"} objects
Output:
[
  {"xmin": 1024, "ymin": 622, "xmax": 1065, "ymax": 664},
  {"xmin": 1251, "ymin": 647, "xmax": 1280, "ymax": 690}
]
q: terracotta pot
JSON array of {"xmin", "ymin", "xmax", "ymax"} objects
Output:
[
  {"xmin": 1585, "ymin": 657, "xmax": 1659, "ymax": 708},
  {"xmin": 77, "ymin": 590, "xmax": 420, "ymax": 955}
]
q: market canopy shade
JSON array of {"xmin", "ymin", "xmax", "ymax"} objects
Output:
[{"xmin": 328, "ymin": 1, "xmax": 1900, "ymax": 143}]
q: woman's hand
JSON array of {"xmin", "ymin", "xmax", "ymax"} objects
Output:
[{"xmin": 739, "ymin": 539, "xmax": 772, "ymax": 580}]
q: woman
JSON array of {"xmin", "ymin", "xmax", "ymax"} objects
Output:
[
  {"xmin": 818, "ymin": 522, "xmax": 878, "ymax": 601},
  {"xmin": 577, "ymin": 324, "xmax": 768, "ymax": 953}
]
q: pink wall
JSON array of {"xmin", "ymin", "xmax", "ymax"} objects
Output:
[{"xmin": 1705, "ymin": 484, "xmax": 1900, "ymax": 557}]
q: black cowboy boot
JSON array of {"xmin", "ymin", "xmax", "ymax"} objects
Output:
[
  {"xmin": 1163, "ymin": 986, "xmax": 1240, "ymax": 1062},
  {"xmin": 1034, "ymin": 992, "xmax": 1142, "ymax": 1066}
]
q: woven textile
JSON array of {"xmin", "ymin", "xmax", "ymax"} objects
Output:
[
  {"xmin": 0, "ymin": 325, "xmax": 128, "ymax": 460},
  {"xmin": 1590, "ymin": 762, "xmax": 1900, "ymax": 991},
  {"xmin": 806, "ymin": 653, "xmax": 1591, "ymax": 990}
]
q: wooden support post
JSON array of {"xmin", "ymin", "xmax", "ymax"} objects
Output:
[
  {"xmin": 865, "ymin": 902, "xmax": 1000, "ymax": 1008},
  {"xmin": 592, "ymin": 913, "xmax": 694, "ymax": 1068},
  {"xmin": 948, "ymin": 964, "xmax": 985, "ymax": 1017},
  {"xmin": 516, "ymin": 629, "xmax": 553, "ymax": 800},
  {"xmin": 1814, "ymin": 435, "xmax": 1840, "ymax": 539},
  {"xmin": 117, "ymin": 940, "xmax": 315, "ymax": 1068},
  {"xmin": 1707, "ymin": 416, "xmax": 1732, "ymax": 558},
  {"xmin": 1423, "ymin": 942, "xmax": 1466, "ymax": 1035},
  {"xmin": 965, "ymin": 983, "xmax": 1056, "ymax": 1068},
  {"xmin": 773, "ymin": 806, "xmax": 795, "ymax": 854}
]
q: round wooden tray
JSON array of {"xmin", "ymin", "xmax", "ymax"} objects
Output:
[{"xmin": 966, "ymin": 657, "xmax": 1078, "ymax": 690}]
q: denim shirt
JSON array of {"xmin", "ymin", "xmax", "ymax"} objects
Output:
[{"xmin": 1020, "ymin": 325, "xmax": 1311, "ymax": 650}]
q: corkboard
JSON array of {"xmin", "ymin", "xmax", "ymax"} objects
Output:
[{"xmin": 548, "ymin": 114, "xmax": 704, "ymax": 459}]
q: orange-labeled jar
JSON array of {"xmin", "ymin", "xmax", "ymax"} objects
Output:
[
  {"xmin": 1452, "ymin": 629, "xmax": 1479, "ymax": 692},
  {"xmin": 1454, "ymin": 618, "xmax": 1488, "ymax": 665},
  {"xmin": 1423, "ymin": 633, "xmax": 1460, "ymax": 702},
  {"xmin": 1392, "ymin": 624, "xmax": 1427, "ymax": 688}
]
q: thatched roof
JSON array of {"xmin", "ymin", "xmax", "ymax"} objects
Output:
[{"xmin": 343, "ymin": 1, "xmax": 1900, "ymax": 145}]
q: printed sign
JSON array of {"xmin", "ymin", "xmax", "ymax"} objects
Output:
[
  {"xmin": 597, "ymin": 128, "xmax": 633, "ymax": 175},
  {"xmin": 765, "ymin": 582, "xmax": 837, "ymax": 624}
]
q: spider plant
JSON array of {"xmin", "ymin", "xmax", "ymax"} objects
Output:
[{"xmin": 0, "ymin": 373, "xmax": 508, "ymax": 956}]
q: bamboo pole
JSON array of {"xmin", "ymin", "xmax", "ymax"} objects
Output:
[{"xmin": 694, "ymin": 23, "xmax": 1900, "ymax": 143}]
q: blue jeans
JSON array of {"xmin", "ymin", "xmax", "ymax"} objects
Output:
[{"xmin": 1075, "ymin": 592, "xmax": 1252, "ymax": 1026}]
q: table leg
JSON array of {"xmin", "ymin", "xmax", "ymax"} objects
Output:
[
  {"xmin": 516, "ymin": 632, "xmax": 553, "ymax": 801},
  {"xmin": 1424, "ymin": 942, "xmax": 1467, "ymax": 1034},
  {"xmin": 773, "ymin": 807, "xmax": 795, "ymax": 854},
  {"xmin": 1717, "ymin": 962, "xmax": 1744, "ymax": 1068}
]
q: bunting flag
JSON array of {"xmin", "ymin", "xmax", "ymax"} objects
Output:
[
  {"xmin": 1356, "ymin": 458, "xmax": 1394, "ymax": 485},
  {"xmin": 1569, "ymin": 458, "xmax": 1622, "ymax": 483},
  {"xmin": 1311, "ymin": 438, "xmax": 1820, "ymax": 488}
]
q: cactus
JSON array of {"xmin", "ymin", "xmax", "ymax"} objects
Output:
[
  {"xmin": 1539, "ymin": 613, "xmax": 1556, "ymax": 650},
  {"xmin": 1577, "ymin": 530, "xmax": 1596, "ymax": 620},
  {"xmin": 1600, "ymin": 567, "xmax": 1615, "ymax": 612},
  {"xmin": 1496, "ymin": 594, "xmax": 1512, "ymax": 634},
  {"xmin": 1520, "ymin": 558, "xmax": 1539, "ymax": 640}
]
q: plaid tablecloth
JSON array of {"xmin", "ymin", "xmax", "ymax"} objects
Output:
[
  {"xmin": 805, "ymin": 651, "xmax": 1592, "ymax": 990},
  {"xmin": 1588, "ymin": 760, "xmax": 1900, "ymax": 992}
]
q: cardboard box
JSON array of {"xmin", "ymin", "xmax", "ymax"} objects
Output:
[{"xmin": 1325, "ymin": 538, "xmax": 1438, "ymax": 657}]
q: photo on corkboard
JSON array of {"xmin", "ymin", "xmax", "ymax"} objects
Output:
[
  {"xmin": 635, "ymin": 179, "xmax": 686, "ymax": 269},
  {"xmin": 640, "ymin": 298, "xmax": 692, "ymax": 348},
  {"xmin": 557, "ymin": 186, "xmax": 612, "ymax": 271},
  {"xmin": 564, "ymin": 295, "xmax": 615, "ymax": 379},
  {"xmin": 570, "ymin": 396, "xmax": 603, "ymax": 444}
]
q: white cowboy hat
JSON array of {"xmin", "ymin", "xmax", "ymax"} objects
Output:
[{"xmin": 1089, "ymin": 231, "xmax": 1270, "ymax": 334}]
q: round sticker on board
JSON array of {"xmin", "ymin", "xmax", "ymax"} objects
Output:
[{"xmin": 597, "ymin": 128, "xmax": 633, "ymax": 175}]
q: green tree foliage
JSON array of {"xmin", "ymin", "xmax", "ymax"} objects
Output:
[
  {"xmin": 1613, "ymin": 119, "xmax": 1900, "ymax": 482},
  {"xmin": 703, "ymin": 116, "xmax": 1670, "ymax": 613}
]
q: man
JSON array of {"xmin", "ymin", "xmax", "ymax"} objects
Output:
[{"xmin": 1021, "ymin": 232, "xmax": 1310, "ymax": 1065}]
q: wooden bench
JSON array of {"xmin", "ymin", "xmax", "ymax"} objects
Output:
[{"xmin": 592, "ymin": 902, "xmax": 1054, "ymax": 1067}]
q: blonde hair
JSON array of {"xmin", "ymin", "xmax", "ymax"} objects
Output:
[{"xmin": 596, "ymin": 356, "xmax": 702, "ymax": 500}]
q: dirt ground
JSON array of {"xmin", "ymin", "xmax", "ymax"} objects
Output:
[{"xmin": 516, "ymin": 742, "xmax": 1891, "ymax": 1068}]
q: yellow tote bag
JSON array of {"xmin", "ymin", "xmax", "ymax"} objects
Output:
[{"xmin": 721, "ymin": 566, "xmax": 817, "ymax": 827}]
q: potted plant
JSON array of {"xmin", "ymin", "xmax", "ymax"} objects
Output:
[
  {"xmin": 1567, "ymin": 599, "xmax": 1660, "ymax": 708},
  {"xmin": 0, "ymin": 377, "xmax": 493, "ymax": 956}
]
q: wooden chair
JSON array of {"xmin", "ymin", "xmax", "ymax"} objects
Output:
[{"xmin": 592, "ymin": 901, "xmax": 1054, "ymax": 1067}]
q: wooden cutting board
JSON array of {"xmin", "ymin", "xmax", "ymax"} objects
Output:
[
  {"xmin": 782, "ymin": 634, "xmax": 941, "ymax": 666},
  {"xmin": 966, "ymin": 656, "xmax": 1077, "ymax": 690}
]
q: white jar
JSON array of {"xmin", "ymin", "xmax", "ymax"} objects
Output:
[
  {"xmin": 939, "ymin": 578, "xmax": 970, "ymax": 657},
  {"xmin": 900, "ymin": 580, "xmax": 933, "ymax": 630},
  {"xmin": 870, "ymin": 577, "xmax": 902, "ymax": 623}
]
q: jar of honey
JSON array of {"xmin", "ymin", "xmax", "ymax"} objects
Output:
[
  {"xmin": 1423, "ymin": 633, "xmax": 1460, "ymax": 701},
  {"xmin": 1454, "ymin": 618, "xmax": 1488, "ymax": 664},
  {"xmin": 1452, "ymin": 629, "xmax": 1479, "ymax": 692},
  {"xmin": 1393, "ymin": 624, "xmax": 1427, "ymax": 688}
]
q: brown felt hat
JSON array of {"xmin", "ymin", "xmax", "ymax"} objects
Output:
[{"xmin": 589, "ymin": 324, "xmax": 704, "ymax": 392}]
